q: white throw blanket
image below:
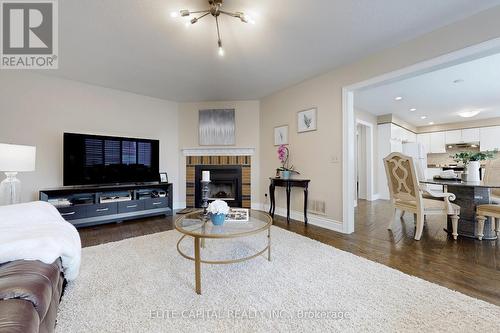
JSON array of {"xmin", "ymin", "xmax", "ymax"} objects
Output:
[{"xmin": 0, "ymin": 201, "xmax": 81, "ymax": 280}]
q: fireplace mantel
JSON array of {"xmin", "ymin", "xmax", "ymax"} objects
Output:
[{"xmin": 181, "ymin": 147, "xmax": 255, "ymax": 156}]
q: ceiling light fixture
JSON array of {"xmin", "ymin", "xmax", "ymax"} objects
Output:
[
  {"xmin": 409, "ymin": 108, "xmax": 417, "ymax": 112},
  {"xmin": 394, "ymin": 96, "xmax": 403, "ymax": 101},
  {"xmin": 172, "ymin": 0, "xmax": 255, "ymax": 56},
  {"xmin": 458, "ymin": 110, "xmax": 481, "ymax": 118},
  {"xmin": 420, "ymin": 116, "xmax": 427, "ymax": 120},
  {"xmin": 428, "ymin": 122, "xmax": 434, "ymax": 125}
]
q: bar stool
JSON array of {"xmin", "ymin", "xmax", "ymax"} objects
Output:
[{"xmin": 475, "ymin": 205, "xmax": 500, "ymax": 240}]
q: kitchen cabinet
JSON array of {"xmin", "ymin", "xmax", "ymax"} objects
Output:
[
  {"xmin": 390, "ymin": 124, "xmax": 416, "ymax": 143},
  {"xmin": 403, "ymin": 130, "xmax": 417, "ymax": 143},
  {"xmin": 445, "ymin": 130, "xmax": 461, "ymax": 144},
  {"xmin": 417, "ymin": 133, "xmax": 430, "ymax": 154},
  {"xmin": 462, "ymin": 128, "xmax": 480, "ymax": 142},
  {"xmin": 418, "ymin": 132, "xmax": 446, "ymax": 154},
  {"xmin": 390, "ymin": 124, "xmax": 403, "ymax": 142},
  {"xmin": 429, "ymin": 132, "xmax": 446, "ymax": 153},
  {"xmin": 480, "ymin": 126, "xmax": 500, "ymax": 151},
  {"xmin": 445, "ymin": 128, "xmax": 480, "ymax": 144}
]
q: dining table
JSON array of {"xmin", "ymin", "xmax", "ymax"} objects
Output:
[{"xmin": 421, "ymin": 178, "xmax": 500, "ymax": 240}]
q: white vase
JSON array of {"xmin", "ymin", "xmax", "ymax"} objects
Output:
[
  {"xmin": 466, "ymin": 161, "xmax": 481, "ymax": 182},
  {"xmin": 0, "ymin": 172, "xmax": 21, "ymax": 205}
]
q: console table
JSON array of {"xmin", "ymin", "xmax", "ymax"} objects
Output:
[{"xmin": 268, "ymin": 178, "xmax": 310, "ymax": 224}]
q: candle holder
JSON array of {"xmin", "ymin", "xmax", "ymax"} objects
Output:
[{"xmin": 201, "ymin": 180, "xmax": 211, "ymax": 215}]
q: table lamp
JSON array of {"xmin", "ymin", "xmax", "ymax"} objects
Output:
[{"xmin": 0, "ymin": 143, "xmax": 36, "ymax": 205}]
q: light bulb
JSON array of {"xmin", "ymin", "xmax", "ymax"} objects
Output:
[
  {"xmin": 218, "ymin": 47, "xmax": 225, "ymax": 57},
  {"xmin": 170, "ymin": 11, "xmax": 179, "ymax": 18}
]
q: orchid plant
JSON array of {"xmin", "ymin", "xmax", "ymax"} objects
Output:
[
  {"xmin": 207, "ymin": 199, "xmax": 230, "ymax": 215},
  {"xmin": 276, "ymin": 144, "xmax": 299, "ymax": 174}
]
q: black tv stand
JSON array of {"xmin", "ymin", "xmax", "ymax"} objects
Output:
[{"xmin": 39, "ymin": 183, "xmax": 173, "ymax": 228}]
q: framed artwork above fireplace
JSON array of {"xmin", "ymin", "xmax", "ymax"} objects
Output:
[{"xmin": 199, "ymin": 109, "xmax": 235, "ymax": 146}]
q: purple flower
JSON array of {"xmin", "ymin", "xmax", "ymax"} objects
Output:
[{"xmin": 277, "ymin": 144, "xmax": 288, "ymax": 164}]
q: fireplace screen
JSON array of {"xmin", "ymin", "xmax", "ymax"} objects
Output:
[{"xmin": 195, "ymin": 165, "xmax": 242, "ymax": 207}]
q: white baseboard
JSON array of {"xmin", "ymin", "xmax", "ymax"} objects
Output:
[
  {"xmin": 174, "ymin": 202, "xmax": 186, "ymax": 210},
  {"xmin": 368, "ymin": 193, "xmax": 380, "ymax": 201},
  {"xmin": 257, "ymin": 203, "xmax": 344, "ymax": 233},
  {"xmin": 251, "ymin": 202, "xmax": 264, "ymax": 210}
]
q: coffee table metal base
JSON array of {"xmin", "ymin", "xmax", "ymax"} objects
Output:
[{"xmin": 176, "ymin": 230, "xmax": 271, "ymax": 295}]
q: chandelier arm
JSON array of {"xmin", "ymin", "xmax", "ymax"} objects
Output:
[
  {"xmin": 215, "ymin": 15, "xmax": 222, "ymax": 43},
  {"xmin": 196, "ymin": 12, "xmax": 211, "ymax": 21},
  {"xmin": 189, "ymin": 10, "xmax": 210, "ymax": 14},
  {"xmin": 219, "ymin": 10, "xmax": 238, "ymax": 17}
]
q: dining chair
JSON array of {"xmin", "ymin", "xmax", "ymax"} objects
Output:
[
  {"xmin": 475, "ymin": 205, "xmax": 500, "ymax": 240},
  {"xmin": 482, "ymin": 159, "xmax": 500, "ymax": 204},
  {"xmin": 383, "ymin": 152, "xmax": 461, "ymax": 240}
]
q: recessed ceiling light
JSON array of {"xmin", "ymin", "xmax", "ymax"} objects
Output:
[
  {"xmin": 394, "ymin": 96, "xmax": 403, "ymax": 101},
  {"xmin": 448, "ymin": 145, "xmax": 453, "ymax": 148},
  {"xmin": 409, "ymin": 108, "xmax": 417, "ymax": 112},
  {"xmin": 471, "ymin": 144, "xmax": 478, "ymax": 148},
  {"xmin": 453, "ymin": 79, "xmax": 464, "ymax": 84},
  {"xmin": 428, "ymin": 122, "xmax": 434, "ymax": 125},
  {"xmin": 458, "ymin": 110, "xmax": 481, "ymax": 118},
  {"xmin": 420, "ymin": 116, "xmax": 427, "ymax": 120}
]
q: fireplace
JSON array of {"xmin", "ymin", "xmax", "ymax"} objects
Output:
[
  {"xmin": 195, "ymin": 165, "xmax": 242, "ymax": 207},
  {"xmin": 185, "ymin": 154, "xmax": 252, "ymax": 208}
]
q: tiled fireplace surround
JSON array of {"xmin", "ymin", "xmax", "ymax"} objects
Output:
[{"xmin": 185, "ymin": 154, "xmax": 252, "ymax": 208}]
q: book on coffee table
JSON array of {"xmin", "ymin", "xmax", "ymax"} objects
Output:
[{"xmin": 226, "ymin": 208, "xmax": 249, "ymax": 222}]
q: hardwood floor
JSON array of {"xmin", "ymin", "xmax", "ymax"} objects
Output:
[{"xmin": 78, "ymin": 199, "xmax": 500, "ymax": 306}]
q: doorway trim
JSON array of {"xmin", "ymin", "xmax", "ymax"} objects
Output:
[
  {"xmin": 355, "ymin": 119, "xmax": 375, "ymax": 202},
  {"xmin": 342, "ymin": 37, "xmax": 500, "ymax": 234}
]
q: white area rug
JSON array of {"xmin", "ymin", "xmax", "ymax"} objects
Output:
[{"xmin": 56, "ymin": 226, "xmax": 500, "ymax": 332}]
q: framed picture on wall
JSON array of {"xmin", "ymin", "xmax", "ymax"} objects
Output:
[
  {"xmin": 199, "ymin": 109, "xmax": 235, "ymax": 145},
  {"xmin": 297, "ymin": 108, "xmax": 317, "ymax": 133},
  {"xmin": 274, "ymin": 125, "xmax": 288, "ymax": 145}
]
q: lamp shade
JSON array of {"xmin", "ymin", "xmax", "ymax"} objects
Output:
[{"xmin": 0, "ymin": 143, "xmax": 36, "ymax": 172}]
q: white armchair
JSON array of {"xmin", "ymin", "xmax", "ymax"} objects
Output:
[{"xmin": 383, "ymin": 152, "xmax": 461, "ymax": 240}]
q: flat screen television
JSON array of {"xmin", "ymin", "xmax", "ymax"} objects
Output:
[{"xmin": 63, "ymin": 133, "xmax": 160, "ymax": 186}]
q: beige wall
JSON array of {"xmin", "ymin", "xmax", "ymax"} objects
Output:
[
  {"xmin": 260, "ymin": 7, "xmax": 500, "ymax": 224},
  {"xmin": 0, "ymin": 72, "xmax": 180, "ymax": 205},
  {"xmin": 177, "ymin": 101, "xmax": 260, "ymax": 206}
]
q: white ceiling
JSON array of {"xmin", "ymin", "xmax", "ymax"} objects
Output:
[
  {"xmin": 41, "ymin": 0, "xmax": 500, "ymax": 102},
  {"xmin": 354, "ymin": 52, "xmax": 500, "ymax": 126}
]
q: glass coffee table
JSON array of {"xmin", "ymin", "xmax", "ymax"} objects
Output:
[{"xmin": 175, "ymin": 210, "xmax": 272, "ymax": 294}]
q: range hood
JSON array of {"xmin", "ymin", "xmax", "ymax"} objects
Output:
[{"xmin": 445, "ymin": 142, "xmax": 480, "ymax": 150}]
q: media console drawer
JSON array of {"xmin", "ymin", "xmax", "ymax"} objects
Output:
[
  {"xmin": 144, "ymin": 197, "xmax": 168, "ymax": 210},
  {"xmin": 118, "ymin": 200, "xmax": 145, "ymax": 213},
  {"xmin": 86, "ymin": 203, "xmax": 118, "ymax": 217},
  {"xmin": 58, "ymin": 206, "xmax": 87, "ymax": 220}
]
